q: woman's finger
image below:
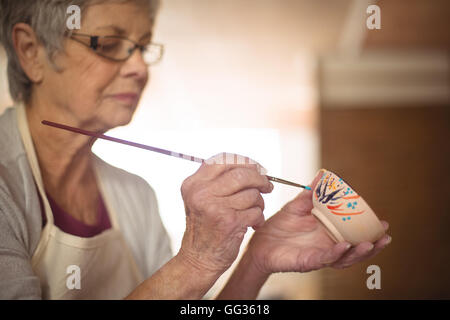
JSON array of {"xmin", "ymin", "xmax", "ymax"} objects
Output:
[
  {"xmin": 361, "ymin": 234, "xmax": 392, "ymax": 261},
  {"xmin": 331, "ymin": 242, "xmax": 376, "ymax": 269},
  {"xmin": 211, "ymin": 167, "xmax": 273, "ymax": 196},
  {"xmin": 226, "ymin": 188, "xmax": 265, "ymax": 211},
  {"xmin": 300, "ymin": 242, "xmax": 351, "ymax": 271},
  {"xmin": 238, "ymin": 206, "xmax": 265, "ymax": 229},
  {"xmin": 199, "ymin": 152, "xmax": 267, "ymax": 180}
]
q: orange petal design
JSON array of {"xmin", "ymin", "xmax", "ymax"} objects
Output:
[
  {"xmin": 330, "ymin": 210, "xmax": 365, "ymax": 216},
  {"xmin": 327, "ymin": 203, "xmax": 343, "ymax": 210},
  {"xmin": 342, "ymin": 195, "xmax": 360, "ymax": 200}
]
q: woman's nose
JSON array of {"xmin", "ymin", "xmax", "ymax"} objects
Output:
[{"xmin": 120, "ymin": 49, "xmax": 149, "ymax": 81}]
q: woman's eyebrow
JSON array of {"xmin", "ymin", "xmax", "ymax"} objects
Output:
[
  {"xmin": 95, "ymin": 25, "xmax": 126, "ymax": 35},
  {"xmin": 139, "ymin": 32, "xmax": 152, "ymax": 41},
  {"xmin": 94, "ymin": 25, "xmax": 152, "ymax": 41}
]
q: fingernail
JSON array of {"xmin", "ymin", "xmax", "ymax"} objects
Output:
[{"xmin": 385, "ymin": 236, "xmax": 392, "ymax": 245}]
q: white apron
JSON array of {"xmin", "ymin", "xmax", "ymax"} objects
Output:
[{"xmin": 16, "ymin": 103, "xmax": 144, "ymax": 299}]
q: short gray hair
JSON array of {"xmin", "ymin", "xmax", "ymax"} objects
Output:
[{"xmin": 0, "ymin": 0, "xmax": 160, "ymax": 103}]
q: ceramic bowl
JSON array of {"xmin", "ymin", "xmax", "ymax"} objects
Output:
[{"xmin": 311, "ymin": 169, "xmax": 385, "ymax": 245}]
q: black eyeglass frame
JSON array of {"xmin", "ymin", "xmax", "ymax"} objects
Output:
[{"xmin": 65, "ymin": 32, "xmax": 164, "ymax": 64}]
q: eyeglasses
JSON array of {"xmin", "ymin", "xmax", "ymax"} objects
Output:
[{"xmin": 65, "ymin": 32, "xmax": 164, "ymax": 65}]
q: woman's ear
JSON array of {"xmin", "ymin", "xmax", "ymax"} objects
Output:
[{"xmin": 11, "ymin": 23, "xmax": 46, "ymax": 83}]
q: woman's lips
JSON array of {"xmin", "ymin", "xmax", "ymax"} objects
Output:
[{"xmin": 110, "ymin": 93, "xmax": 139, "ymax": 104}]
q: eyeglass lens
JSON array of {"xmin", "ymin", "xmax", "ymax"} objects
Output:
[{"xmin": 94, "ymin": 37, "xmax": 162, "ymax": 64}]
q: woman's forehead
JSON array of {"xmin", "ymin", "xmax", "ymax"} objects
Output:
[{"xmin": 81, "ymin": 2, "xmax": 154, "ymax": 35}]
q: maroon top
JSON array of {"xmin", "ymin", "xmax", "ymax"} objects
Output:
[{"xmin": 39, "ymin": 192, "xmax": 112, "ymax": 238}]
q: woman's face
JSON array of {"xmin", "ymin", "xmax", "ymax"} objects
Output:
[{"xmin": 40, "ymin": 1, "xmax": 153, "ymax": 131}]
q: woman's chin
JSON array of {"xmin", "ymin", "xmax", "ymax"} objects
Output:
[
  {"xmin": 110, "ymin": 111, "xmax": 135, "ymax": 128},
  {"xmin": 97, "ymin": 106, "xmax": 137, "ymax": 130}
]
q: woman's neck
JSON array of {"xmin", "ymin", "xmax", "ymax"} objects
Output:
[{"xmin": 25, "ymin": 98, "xmax": 97, "ymax": 199}]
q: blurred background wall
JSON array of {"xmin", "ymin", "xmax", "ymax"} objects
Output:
[
  {"xmin": 0, "ymin": 0, "xmax": 449, "ymax": 299},
  {"xmin": 318, "ymin": 0, "xmax": 450, "ymax": 299}
]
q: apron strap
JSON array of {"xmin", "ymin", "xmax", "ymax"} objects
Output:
[{"xmin": 16, "ymin": 103, "xmax": 54, "ymax": 225}]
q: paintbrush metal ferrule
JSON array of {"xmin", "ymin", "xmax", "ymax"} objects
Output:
[{"xmin": 266, "ymin": 176, "xmax": 311, "ymax": 190}]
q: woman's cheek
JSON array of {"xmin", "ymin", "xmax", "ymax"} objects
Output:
[{"xmin": 75, "ymin": 64, "xmax": 119, "ymax": 111}]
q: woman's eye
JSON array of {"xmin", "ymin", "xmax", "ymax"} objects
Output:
[
  {"xmin": 98, "ymin": 40, "xmax": 122, "ymax": 52},
  {"xmin": 101, "ymin": 43, "xmax": 120, "ymax": 52}
]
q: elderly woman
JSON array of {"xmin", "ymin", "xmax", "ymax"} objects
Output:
[{"xmin": 0, "ymin": 0, "xmax": 391, "ymax": 300}]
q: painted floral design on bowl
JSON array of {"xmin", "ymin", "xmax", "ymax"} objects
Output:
[
  {"xmin": 315, "ymin": 171, "xmax": 364, "ymax": 222},
  {"xmin": 312, "ymin": 169, "xmax": 385, "ymax": 245}
]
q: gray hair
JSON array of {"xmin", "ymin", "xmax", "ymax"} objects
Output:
[{"xmin": 0, "ymin": 0, "xmax": 160, "ymax": 103}]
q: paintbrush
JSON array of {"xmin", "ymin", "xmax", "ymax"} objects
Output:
[{"xmin": 41, "ymin": 120, "xmax": 311, "ymax": 190}]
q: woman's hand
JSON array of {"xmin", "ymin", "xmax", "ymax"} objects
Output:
[
  {"xmin": 177, "ymin": 153, "xmax": 274, "ymax": 277},
  {"xmin": 246, "ymin": 170, "xmax": 392, "ymax": 275}
]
